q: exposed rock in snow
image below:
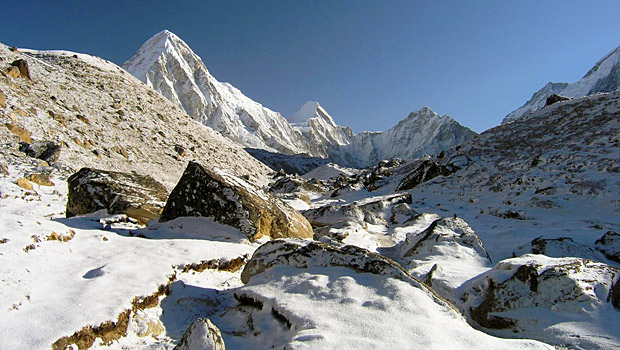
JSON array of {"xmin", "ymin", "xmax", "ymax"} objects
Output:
[
  {"xmin": 236, "ymin": 240, "xmax": 553, "ymax": 350},
  {"xmin": 460, "ymin": 255, "xmax": 620, "ymax": 349},
  {"xmin": 503, "ymin": 43, "xmax": 620, "ymax": 123},
  {"xmin": 513, "ymin": 236, "xmax": 609, "ymax": 262},
  {"xmin": 159, "ymin": 161, "xmax": 313, "ymax": 241},
  {"xmin": 173, "ymin": 318, "xmax": 226, "ymax": 350},
  {"xmin": 66, "ymin": 167, "xmax": 168, "ymax": 224},
  {"xmin": 123, "ymin": 30, "xmax": 310, "ymax": 155},
  {"xmin": 596, "ymin": 231, "xmax": 620, "ymax": 264},
  {"xmin": 239, "ymin": 239, "xmax": 450, "ymax": 308},
  {"xmin": 388, "ymin": 217, "xmax": 492, "ymax": 298},
  {"xmin": 396, "ymin": 158, "xmax": 452, "ymax": 191}
]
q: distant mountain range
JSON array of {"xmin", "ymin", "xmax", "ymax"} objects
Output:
[{"xmin": 123, "ymin": 30, "xmax": 476, "ymax": 168}]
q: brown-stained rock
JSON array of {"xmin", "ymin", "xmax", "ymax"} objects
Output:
[
  {"xmin": 16, "ymin": 178, "xmax": 33, "ymax": 190},
  {"xmin": 7, "ymin": 66, "xmax": 20, "ymax": 78},
  {"xmin": 173, "ymin": 318, "xmax": 226, "ymax": 350},
  {"xmin": 159, "ymin": 161, "xmax": 313, "ymax": 241},
  {"xmin": 27, "ymin": 173, "xmax": 54, "ymax": 186},
  {"xmin": 5, "ymin": 123, "xmax": 31, "ymax": 143},
  {"xmin": 10, "ymin": 59, "xmax": 31, "ymax": 80},
  {"xmin": 66, "ymin": 168, "xmax": 168, "ymax": 224},
  {"xmin": 0, "ymin": 90, "xmax": 6, "ymax": 108}
]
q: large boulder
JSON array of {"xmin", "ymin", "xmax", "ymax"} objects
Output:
[
  {"xmin": 240, "ymin": 239, "xmax": 451, "ymax": 310},
  {"xmin": 396, "ymin": 159, "xmax": 451, "ymax": 191},
  {"xmin": 66, "ymin": 168, "xmax": 169, "ymax": 223},
  {"xmin": 159, "ymin": 161, "xmax": 313, "ymax": 241},
  {"xmin": 460, "ymin": 255, "xmax": 620, "ymax": 349},
  {"xmin": 173, "ymin": 318, "xmax": 225, "ymax": 350}
]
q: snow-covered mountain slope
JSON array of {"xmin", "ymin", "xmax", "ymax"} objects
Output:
[
  {"xmin": 287, "ymin": 101, "xmax": 353, "ymax": 158},
  {"xmin": 0, "ymin": 42, "xmax": 271, "ymax": 189},
  {"xmin": 503, "ymin": 43, "xmax": 620, "ymax": 123},
  {"xmin": 123, "ymin": 30, "xmax": 310, "ymax": 155},
  {"xmin": 124, "ymin": 31, "xmax": 476, "ymax": 170},
  {"xmin": 330, "ymin": 107, "xmax": 477, "ymax": 168}
]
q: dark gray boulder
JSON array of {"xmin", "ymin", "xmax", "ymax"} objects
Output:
[
  {"xmin": 19, "ymin": 141, "xmax": 61, "ymax": 164},
  {"xmin": 66, "ymin": 168, "xmax": 168, "ymax": 224}
]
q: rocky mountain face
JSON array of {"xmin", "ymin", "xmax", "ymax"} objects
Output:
[
  {"xmin": 503, "ymin": 44, "xmax": 620, "ymax": 123},
  {"xmin": 124, "ymin": 31, "xmax": 476, "ymax": 170}
]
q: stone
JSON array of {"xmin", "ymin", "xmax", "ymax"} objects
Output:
[
  {"xmin": 396, "ymin": 159, "xmax": 452, "ymax": 191},
  {"xmin": 513, "ymin": 236, "xmax": 607, "ymax": 261},
  {"xmin": 545, "ymin": 94, "xmax": 571, "ymax": 107},
  {"xmin": 595, "ymin": 231, "xmax": 620, "ymax": 264},
  {"xmin": 5, "ymin": 123, "xmax": 31, "ymax": 143},
  {"xmin": 66, "ymin": 168, "xmax": 169, "ymax": 224},
  {"xmin": 0, "ymin": 90, "xmax": 6, "ymax": 108},
  {"xmin": 10, "ymin": 59, "xmax": 31, "ymax": 80},
  {"xmin": 463, "ymin": 255, "xmax": 620, "ymax": 345},
  {"xmin": 173, "ymin": 318, "xmax": 225, "ymax": 350},
  {"xmin": 7, "ymin": 66, "xmax": 20, "ymax": 78},
  {"xmin": 16, "ymin": 178, "xmax": 33, "ymax": 190},
  {"xmin": 27, "ymin": 173, "xmax": 54, "ymax": 186},
  {"xmin": 19, "ymin": 141, "xmax": 62, "ymax": 164},
  {"xmin": 159, "ymin": 161, "xmax": 313, "ymax": 241}
]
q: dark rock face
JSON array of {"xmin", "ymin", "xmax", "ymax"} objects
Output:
[
  {"xmin": 66, "ymin": 168, "xmax": 168, "ymax": 223},
  {"xmin": 544, "ymin": 94, "xmax": 571, "ymax": 107},
  {"xmin": 10, "ymin": 59, "xmax": 31, "ymax": 79},
  {"xmin": 173, "ymin": 318, "xmax": 225, "ymax": 350},
  {"xmin": 19, "ymin": 141, "xmax": 61, "ymax": 164},
  {"xmin": 396, "ymin": 159, "xmax": 451, "ymax": 191},
  {"xmin": 595, "ymin": 231, "xmax": 620, "ymax": 264},
  {"xmin": 159, "ymin": 161, "xmax": 313, "ymax": 240}
]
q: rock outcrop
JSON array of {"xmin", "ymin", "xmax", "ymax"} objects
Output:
[
  {"xmin": 66, "ymin": 167, "xmax": 169, "ymax": 223},
  {"xmin": 159, "ymin": 161, "xmax": 313, "ymax": 241},
  {"xmin": 513, "ymin": 236, "xmax": 608, "ymax": 262},
  {"xmin": 396, "ymin": 159, "xmax": 451, "ymax": 191},
  {"xmin": 460, "ymin": 255, "xmax": 620, "ymax": 349},
  {"xmin": 595, "ymin": 231, "xmax": 620, "ymax": 264},
  {"xmin": 173, "ymin": 318, "xmax": 225, "ymax": 350}
]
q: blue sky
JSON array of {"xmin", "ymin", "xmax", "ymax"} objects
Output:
[{"xmin": 2, "ymin": 1, "xmax": 620, "ymax": 133}]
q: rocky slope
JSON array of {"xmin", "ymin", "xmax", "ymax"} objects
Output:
[
  {"xmin": 503, "ymin": 43, "xmax": 620, "ymax": 123},
  {"xmin": 124, "ymin": 31, "xmax": 476, "ymax": 170},
  {"xmin": 0, "ymin": 43, "xmax": 271, "ymax": 190}
]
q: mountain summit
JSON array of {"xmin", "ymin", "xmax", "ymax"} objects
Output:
[
  {"xmin": 503, "ymin": 44, "xmax": 620, "ymax": 123},
  {"xmin": 123, "ymin": 30, "xmax": 310, "ymax": 154}
]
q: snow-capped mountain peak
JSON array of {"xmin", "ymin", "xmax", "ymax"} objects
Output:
[
  {"xmin": 123, "ymin": 30, "xmax": 311, "ymax": 155},
  {"xmin": 288, "ymin": 101, "xmax": 337, "ymax": 127},
  {"xmin": 503, "ymin": 43, "xmax": 620, "ymax": 123}
]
